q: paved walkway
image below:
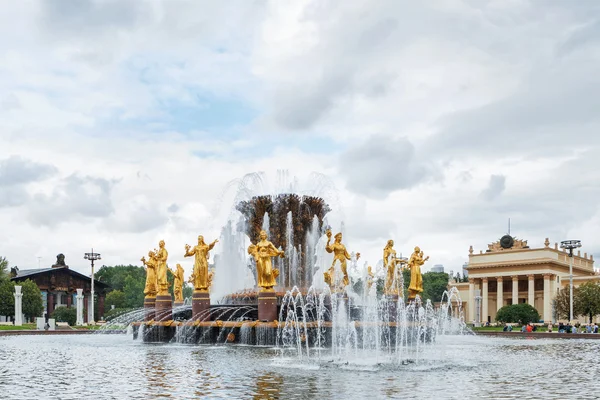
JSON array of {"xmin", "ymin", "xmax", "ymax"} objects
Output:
[
  {"xmin": 476, "ymin": 331, "xmax": 600, "ymax": 339},
  {"xmin": 0, "ymin": 329, "xmax": 93, "ymax": 336}
]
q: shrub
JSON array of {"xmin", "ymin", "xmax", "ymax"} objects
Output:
[
  {"xmin": 496, "ymin": 303, "xmax": 541, "ymax": 324},
  {"xmin": 51, "ymin": 306, "xmax": 77, "ymax": 326}
]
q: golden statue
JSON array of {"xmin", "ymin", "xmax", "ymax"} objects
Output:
[
  {"xmin": 184, "ymin": 235, "xmax": 218, "ymax": 292},
  {"xmin": 324, "ymin": 229, "xmax": 359, "ymax": 289},
  {"xmin": 248, "ymin": 230, "xmax": 284, "ymax": 292},
  {"xmin": 208, "ymin": 267, "xmax": 215, "ymax": 291},
  {"xmin": 366, "ymin": 266, "xmax": 375, "ymax": 291},
  {"xmin": 407, "ymin": 246, "xmax": 429, "ymax": 299},
  {"xmin": 383, "ymin": 240, "xmax": 398, "ymax": 295},
  {"xmin": 155, "ymin": 240, "xmax": 169, "ymax": 296},
  {"xmin": 141, "ymin": 250, "xmax": 158, "ymax": 297},
  {"xmin": 169, "ymin": 263, "xmax": 185, "ymax": 303}
]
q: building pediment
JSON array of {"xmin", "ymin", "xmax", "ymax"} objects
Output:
[{"xmin": 486, "ymin": 235, "xmax": 529, "ymax": 252}]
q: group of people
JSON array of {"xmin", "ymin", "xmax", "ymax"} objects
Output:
[
  {"xmin": 502, "ymin": 322, "xmax": 600, "ymax": 333},
  {"xmin": 554, "ymin": 322, "xmax": 599, "ymax": 334}
]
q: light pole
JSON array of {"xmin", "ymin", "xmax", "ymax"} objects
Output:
[
  {"xmin": 560, "ymin": 240, "xmax": 581, "ymax": 322},
  {"xmin": 84, "ymin": 249, "xmax": 101, "ymax": 324}
]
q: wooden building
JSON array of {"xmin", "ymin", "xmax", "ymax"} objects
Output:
[{"xmin": 11, "ymin": 254, "xmax": 110, "ymax": 321}]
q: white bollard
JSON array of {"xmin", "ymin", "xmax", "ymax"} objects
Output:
[
  {"xmin": 14, "ymin": 286, "xmax": 23, "ymax": 326},
  {"xmin": 76, "ymin": 289, "xmax": 84, "ymax": 326}
]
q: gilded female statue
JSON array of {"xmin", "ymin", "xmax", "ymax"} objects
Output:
[
  {"xmin": 141, "ymin": 250, "xmax": 157, "ymax": 297},
  {"xmin": 169, "ymin": 264, "xmax": 185, "ymax": 303},
  {"xmin": 155, "ymin": 240, "xmax": 169, "ymax": 295},
  {"xmin": 248, "ymin": 230, "xmax": 284, "ymax": 291},
  {"xmin": 407, "ymin": 246, "xmax": 429, "ymax": 299},
  {"xmin": 184, "ymin": 235, "xmax": 218, "ymax": 292},
  {"xmin": 324, "ymin": 230, "xmax": 359, "ymax": 289},
  {"xmin": 366, "ymin": 265, "xmax": 375, "ymax": 291},
  {"xmin": 383, "ymin": 240, "xmax": 397, "ymax": 295}
]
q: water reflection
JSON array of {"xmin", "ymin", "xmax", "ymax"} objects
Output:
[
  {"xmin": 1, "ymin": 335, "xmax": 600, "ymax": 399},
  {"xmin": 253, "ymin": 373, "xmax": 283, "ymax": 399}
]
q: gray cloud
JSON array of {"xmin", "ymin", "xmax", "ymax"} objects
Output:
[
  {"xmin": 339, "ymin": 134, "xmax": 439, "ymax": 199},
  {"xmin": 0, "ymin": 156, "xmax": 58, "ymax": 186},
  {"xmin": 480, "ymin": 175, "xmax": 506, "ymax": 201},
  {"xmin": 167, "ymin": 203, "xmax": 180, "ymax": 213},
  {"xmin": 40, "ymin": 0, "xmax": 141, "ymax": 35},
  {"xmin": 28, "ymin": 174, "xmax": 117, "ymax": 226},
  {"xmin": 0, "ymin": 186, "xmax": 29, "ymax": 207}
]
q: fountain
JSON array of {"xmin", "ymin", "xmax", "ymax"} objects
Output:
[{"xmin": 129, "ymin": 172, "xmax": 469, "ymax": 363}]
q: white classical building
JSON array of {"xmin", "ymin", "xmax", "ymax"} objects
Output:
[{"xmin": 450, "ymin": 236, "xmax": 598, "ymax": 324}]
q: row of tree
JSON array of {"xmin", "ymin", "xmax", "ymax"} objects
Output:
[
  {"xmin": 0, "ymin": 256, "xmax": 44, "ymax": 321},
  {"xmin": 95, "ymin": 264, "xmax": 193, "ymax": 309},
  {"xmin": 554, "ymin": 282, "xmax": 600, "ymax": 323}
]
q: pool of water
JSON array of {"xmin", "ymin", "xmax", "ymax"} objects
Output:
[{"xmin": 1, "ymin": 334, "xmax": 599, "ymax": 399}]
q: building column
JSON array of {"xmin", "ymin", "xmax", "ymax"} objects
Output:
[
  {"xmin": 497, "ymin": 277, "xmax": 504, "ymax": 311},
  {"xmin": 47, "ymin": 292, "xmax": 55, "ymax": 318},
  {"xmin": 512, "ymin": 276, "xmax": 519, "ymax": 304},
  {"xmin": 468, "ymin": 278, "xmax": 475, "ymax": 323},
  {"xmin": 528, "ymin": 275, "xmax": 535, "ymax": 306},
  {"xmin": 481, "ymin": 278, "xmax": 488, "ymax": 323},
  {"xmin": 66, "ymin": 292, "xmax": 72, "ymax": 308},
  {"xmin": 543, "ymin": 273, "xmax": 552, "ymax": 322}
]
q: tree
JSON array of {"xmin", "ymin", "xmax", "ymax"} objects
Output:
[
  {"xmin": 555, "ymin": 286, "xmax": 575, "ymax": 321},
  {"xmin": 182, "ymin": 283, "xmax": 193, "ymax": 301},
  {"xmin": 20, "ymin": 279, "xmax": 44, "ymax": 321},
  {"xmin": 105, "ymin": 290, "xmax": 127, "ymax": 309},
  {"xmin": 0, "ymin": 279, "xmax": 15, "ymax": 317},
  {"xmin": 496, "ymin": 303, "xmax": 540, "ymax": 324},
  {"xmin": 95, "ymin": 264, "xmax": 146, "ymax": 292},
  {"xmin": 575, "ymin": 282, "xmax": 600, "ymax": 324},
  {"xmin": 422, "ymin": 272, "xmax": 450, "ymax": 302},
  {"xmin": 0, "ymin": 256, "xmax": 9, "ymax": 281},
  {"xmin": 123, "ymin": 275, "xmax": 145, "ymax": 308},
  {"xmin": 51, "ymin": 307, "xmax": 76, "ymax": 326}
]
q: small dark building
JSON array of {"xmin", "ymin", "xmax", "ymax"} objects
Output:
[{"xmin": 11, "ymin": 254, "xmax": 110, "ymax": 321}]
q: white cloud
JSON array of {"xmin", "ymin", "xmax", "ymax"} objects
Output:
[{"xmin": 0, "ymin": 0, "xmax": 599, "ymax": 284}]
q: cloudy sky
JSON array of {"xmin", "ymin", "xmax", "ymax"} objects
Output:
[{"xmin": 1, "ymin": 0, "xmax": 599, "ymax": 281}]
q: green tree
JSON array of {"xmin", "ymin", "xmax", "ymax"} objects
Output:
[
  {"xmin": 182, "ymin": 283, "xmax": 193, "ymax": 301},
  {"xmin": 554, "ymin": 286, "xmax": 574, "ymax": 320},
  {"xmin": 574, "ymin": 282, "xmax": 600, "ymax": 324},
  {"xmin": 20, "ymin": 279, "xmax": 44, "ymax": 321},
  {"xmin": 0, "ymin": 256, "xmax": 9, "ymax": 281},
  {"xmin": 123, "ymin": 275, "xmax": 145, "ymax": 308},
  {"xmin": 422, "ymin": 272, "xmax": 450, "ymax": 302},
  {"xmin": 0, "ymin": 279, "xmax": 15, "ymax": 317},
  {"xmin": 95, "ymin": 264, "xmax": 146, "ymax": 291},
  {"xmin": 51, "ymin": 307, "xmax": 77, "ymax": 326},
  {"xmin": 496, "ymin": 303, "xmax": 540, "ymax": 324},
  {"xmin": 105, "ymin": 290, "xmax": 127, "ymax": 309}
]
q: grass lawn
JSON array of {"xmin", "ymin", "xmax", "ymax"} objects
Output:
[{"xmin": 0, "ymin": 323, "xmax": 36, "ymax": 331}]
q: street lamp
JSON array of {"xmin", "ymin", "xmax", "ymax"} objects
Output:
[
  {"xmin": 560, "ymin": 240, "xmax": 581, "ymax": 322},
  {"xmin": 84, "ymin": 249, "xmax": 101, "ymax": 324}
]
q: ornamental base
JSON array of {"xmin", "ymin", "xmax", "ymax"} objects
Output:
[
  {"xmin": 155, "ymin": 295, "xmax": 172, "ymax": 322},
  {"xmin": 192, "ymin": 291, "xmax": 210, "ymax": 321},
  {"xmin": 144, "ymin": 297, "xmax": 155, "ymax": 322},
  {"xmin": 258, "ymin": 291, "xmax": 278, "ymax": 322}
]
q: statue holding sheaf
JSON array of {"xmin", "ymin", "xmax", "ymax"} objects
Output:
[{"xmin": 248, "ymin": 230, "xmax": 284, "ymax": 292}]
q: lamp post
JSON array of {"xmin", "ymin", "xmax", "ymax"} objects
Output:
[
  {"xmin": 560, "ymin": 240, "xmax": 581, "ymax": 322},
  {"xmin": 84, "ymin": 249, "xmax": 101, "ymax": 324}
]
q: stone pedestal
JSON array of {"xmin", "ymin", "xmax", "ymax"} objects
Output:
[
  {"xmin": 258, "ymin": 291, "xmax": 278, "ymax": 322},
  {"xmin": 192, "ymin": 291, "xmax": 210, "ymax": 321},
  {"xmin": 76, "ymin": 289, "xmax": 84, "ymax": 326},
  {"xmin": 13, "ymin": 286, "xmax": 23, "ymax": 326},
  {"xmin": 144, "ymin": 296, "xmax": 156, "ymax": 322},
  {"xmin": 154, "ymin": 294, "xmax": 172, "ymax": 322}
]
